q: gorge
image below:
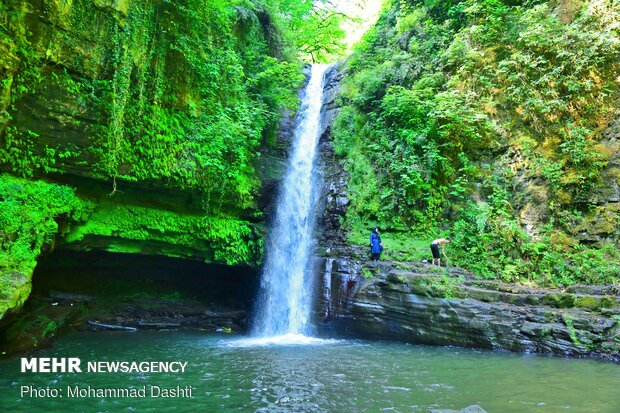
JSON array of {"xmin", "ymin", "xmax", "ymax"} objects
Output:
[{"xmin": 0, "ymin": 0, "xmax": 619, "ymax": 411}]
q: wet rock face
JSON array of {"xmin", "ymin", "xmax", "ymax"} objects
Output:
[
  {"xmin": 321, "ymin": 64, "xmax": 344, "ymax": 137},
  {"xmin": 257, "ymin": 68, "xmax": 312, "ymax": 219},
  {"xmin": 317, "ymin": 63, "xmax": 350, "ymax": 247},
  {"xmin": 315, "ymin": 62, "xmax": 368, "ymax": 328},
  {"xmin": 318, "ymin": 261, "xmax": 620, "ymax": 362}
]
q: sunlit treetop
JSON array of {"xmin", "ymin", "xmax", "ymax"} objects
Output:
[
  {"xmin": 335, "ymin": 0, "xmax": 384, "ymax": 53},
  {"xmin": 271, "ymin": 0, "xmax": 383, "ymax": 62}
]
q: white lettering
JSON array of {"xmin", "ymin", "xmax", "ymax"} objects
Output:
[
  {"xmin": 52, "ymin": 358, "xmax": 64, "ymax": 372},
  {"xmin": 21, "ymin": 358, "xmax": 37, "ymax": 373},
  {"xmin": 39, "ymin": 358, "xmax": 51, "ymax": 372},
  {"xmin": 68, "ymin": 357, "xmax": 82, "ymax": 372},
  {"xmin": 21, "ymin": 358, "xmax": 82, "ymax": 373},
  {"xmin": 82, "ymin": 360, "xmax": 188, "ymax": 373},
  {"xmin": 19, "ymin": 385, "xmax": 61, "ymax": 398}
]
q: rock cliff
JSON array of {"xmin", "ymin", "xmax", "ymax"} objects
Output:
[
  {"xmin": 316, "ymin": 65, "xmax": 620, "ymax": 363},
  {"xmin": 321, "ymin": 261, "xmax": 620, "ymax": 362},
  {"xmin": 0, "ymin": 0, "xmax": 299, "ymax": 320}
]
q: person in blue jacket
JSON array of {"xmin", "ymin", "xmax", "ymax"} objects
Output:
[{"xmin": 369, "ymin": 227, "xmax": 383, "ymax": 261}]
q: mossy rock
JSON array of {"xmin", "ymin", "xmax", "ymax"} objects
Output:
[
  {"xmin": 386, "ymin": 272, "xmax": 407, "ymax": 284},
  {"xmin": 575, "ymin": 205, "xmax": 619, "ymax": 240},
  {"xmin": 466, "ymin": 288, "xmax": 501, "ymax": 303},
  {"xmin": 577, "ymin": 295, "xmax": 616, "ymax": 310},
  {"xmin": 525, "ymin": 294, "xmax": 541, "ymax": 305},
  {"xmin": 0, "ymin": 273, "xmax": 32, "ymax": 320},
  {"xmin": 501, "ymin": 292, "xmax": 523, "ymax": 305},
  {"xmin": 542, "ymin": 292, "xmax": 575, "ymax": 308},
  {"xmin": 408, "ymin": 282, "xmax": 433, "ymax": 296}
]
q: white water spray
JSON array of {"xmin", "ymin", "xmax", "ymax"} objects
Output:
[{"xmin": 252, "ymin": 64, "xmax": 330, "ymax": 338}]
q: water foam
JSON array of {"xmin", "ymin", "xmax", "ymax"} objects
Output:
[{"xmin": 226, "ymin": 334, "xmax": 339, "ymax": 348}]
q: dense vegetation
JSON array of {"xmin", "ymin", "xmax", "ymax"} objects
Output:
[
  {"xmin": 0, "ymin": 0, "xmax": 348, "ymax": 318},
  {"xmin": 0, "ymin": 0, "xmax": 618, "ymax": 324},
  {"xmin": 0, "ymin": 175, "xmax": 90, "ymax": 315},
  {"xmin": 0, "ymin": 0, "xmax": 348, "ymax": 207},
  {"xmin": 334, "ymin": 0, "xmax": 619, "ymax": 286}
]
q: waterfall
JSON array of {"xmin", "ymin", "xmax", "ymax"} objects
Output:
[{"xmin": 252, "ymin": 64, "xmax": 329, "ymax": 337}]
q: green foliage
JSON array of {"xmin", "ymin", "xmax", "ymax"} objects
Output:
[
  {"xmin": 0, "ymin": 1, "xmax": 43, "ymax": 106},
  {"xmin": 0, "ymin": 0, "xmax": 350, "ymax": 212},
  {"xmin": 65, "ymin": 201, "xmax": 262, "ymax": 266},
  {"xmin": 422, "ymin": 273, "xmax": 465, "ymax": 299},
  {"xmin": 335, "ymin": 0, "xmax": 620, "ymax": 286},
  {"xmin": 0, "ymin": 0, "xmax": 333, "ymax": 212},
  {"xmin": 0, "ymin": 0, "xmax": 351, "ymax": 320},
  {"xmin": 361, "ymin": 268, "xmax": 374, "ymax": 279},
  {"xmin": 0, "ymin": 174, "xmax": 90, "ymax": 273},
  {"xmin": 0, "ymin": 0, "xmax": 346, "ymax": 317},
  {"xmin": 268, "ymin": 0, "xmax": 348, "ymax": 62},
  {"xmin": 0, "ymin": 174, "xmax": 91, "ymax": 315},
  {"xmin": 0, "ymin": 171, "xmax": 264, "ymax": 320},
  {"xmin": 87, "ymin": 0, "xmax": 302, "ymax": 209}
]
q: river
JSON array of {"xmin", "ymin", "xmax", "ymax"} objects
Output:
[{"xmin": 1, "ymin": 331, "xmax": 618, "ymax": 412}]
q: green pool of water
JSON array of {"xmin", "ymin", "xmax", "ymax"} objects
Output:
[{"xmin": 1, "ymin": 331, "xmax": 618, "ymax": 412}]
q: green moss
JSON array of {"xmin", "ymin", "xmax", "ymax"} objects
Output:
[
  {"xmin": 65, "ymin": 200, "xmax": 262, "ymax": 266},
  {"xmin": 0, "ymin": 172, "xmax": 264, "ymax": 320},
  {"xmin": 466, "ymin": 288, "xmax": 500, "ymax": 303},
  {"xmin": 525, "ymin": 295, "xmax": 540, "ymax": 305},
  {"xmin": 0, "ymin": 174, "xmax": 91, "ymax": 318},
  {"xmin": 572, "ymin": 295, "xmax": 616, "ymax": 310},
  {"xmin": 420, "ymin": 274, "xmax": 466, "ymax": 300},
  {"xmin": 360, "ymin": 268, "xmax": 374, "ymax": 279},
  {"xmin": 573, "ymin": 295, "xmax": 598, "ymax": 310},
  {"xmin": 543, "ymin": 293, "xmax": 576, "ymax": 308},
  {"xmin": 3, "ymin": 278, "xmax": 31, "ymax": 314},
  {"xmin": 561, "ymin": 315, "xmax": 593, "ymax": 349},
  {"xmin": 39, "ymin": 317, "xmax": 58, "ymax": 338},
  {"xmin": 576, "ymin": 205, "xmax": 619, "ymax": 236}
]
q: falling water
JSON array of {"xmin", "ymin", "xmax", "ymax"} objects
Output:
[{"xmin": 252, "ymin": 64, "xmax": 330, "ymax": 338}]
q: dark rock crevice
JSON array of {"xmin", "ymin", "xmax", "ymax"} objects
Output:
[{"xmin": 0, "ymin": 249, "xmax": 259, "ymax": 355}]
